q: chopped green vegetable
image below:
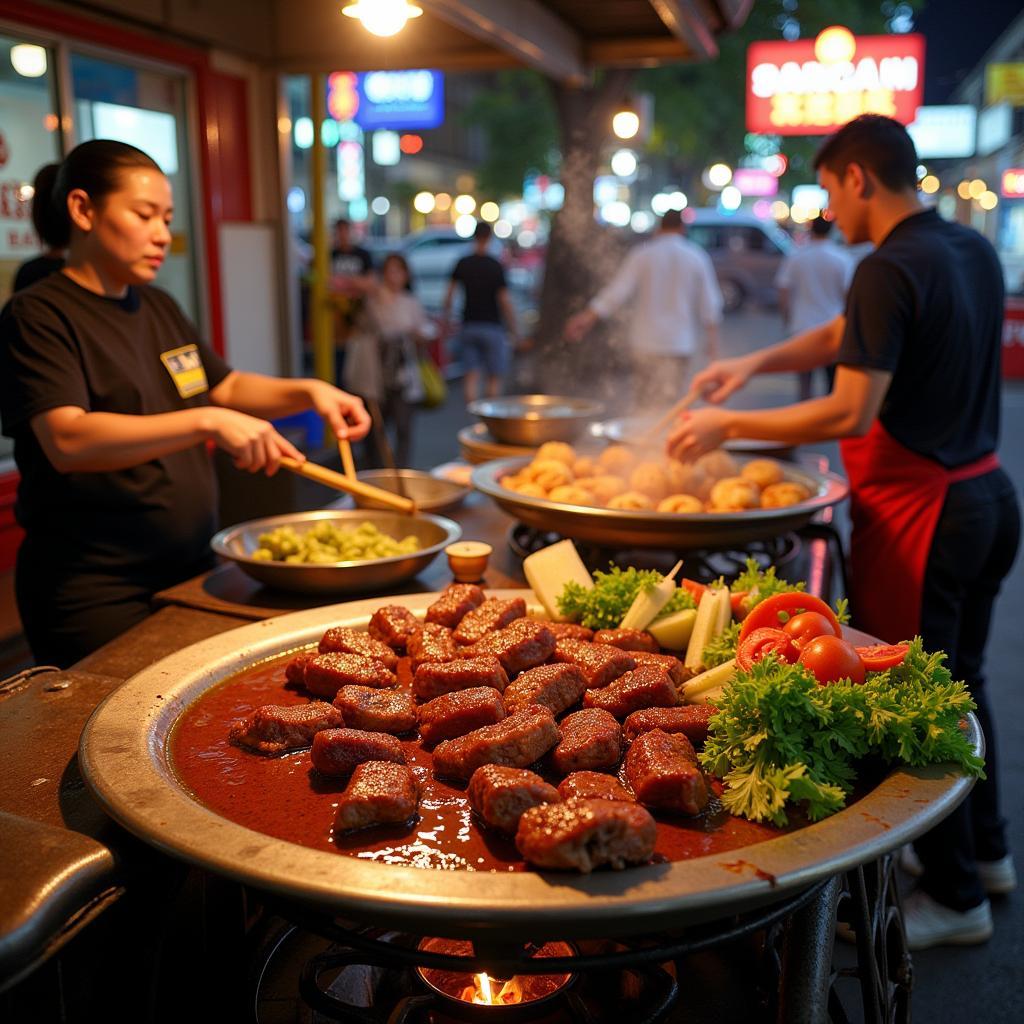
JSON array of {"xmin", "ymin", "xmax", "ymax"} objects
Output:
[
  {"xmin": 730, "ymin": 558, "xmax": 804, "ymax": 606},
  {"xmin": 702, "ymin": 622, "xmax": 741, "ymax": 667},
  {"xmin": 557, "ymin": 565, "xmax": 695, "ymax": 630},
  {"xmin": 700, "ymin": 638, "xmax": 984, "ymax": 826}
]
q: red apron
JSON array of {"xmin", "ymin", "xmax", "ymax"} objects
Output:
[{"xmin": 839, "ymin": 421, "xmax": 1000, "ymax": 644}]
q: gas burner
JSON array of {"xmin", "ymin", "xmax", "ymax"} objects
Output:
[{"xmin": 506, "ymin": 525, "xmax": 801, "ymax": 584}]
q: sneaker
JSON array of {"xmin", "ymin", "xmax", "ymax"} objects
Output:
[
  {"xmin": 898, "ymin": 845, "xmax": 1017, "ymax": 895},
  {"xmin": 977, "ymin": 855, "xmax": 1018, "ymax": 895},
  {"xmin": 901, "ymin": 890, "xmax": 993, "ymax": 950}
]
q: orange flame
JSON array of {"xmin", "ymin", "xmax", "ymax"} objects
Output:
[{"xmin": 461, "ymin": 972, "xmax": 526, "ymax": 1005}]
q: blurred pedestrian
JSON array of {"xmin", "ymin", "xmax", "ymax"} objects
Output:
[
  {"xmin": 443, "ymin": 222, "xmax": 519, "ymax": 402},
  {"xmin": 667, "ymin": 115, "xmax": 1019, "ymax": 949},
  {"xmin": 564, "ymin": 209, "xmax": 722, "ymax": 407},
  {"xmin": 13, "ymin": 164, "xmax": 67, "ymax": 292},
  {"xmin": 345, "ymin": 253, "xmax": 429, "ymax": 467},
  {"xmin": 776, "ymin": 215, "xmax": 852, "ymax": 399}
]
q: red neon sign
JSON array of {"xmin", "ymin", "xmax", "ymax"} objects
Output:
[
  {"xmin": 746, "ymin": 33, "xmax": 925, "ymax": 136},
  {"xmin": 1002, "ymin": 169, "xmax": 1024, "ymax": 198}
]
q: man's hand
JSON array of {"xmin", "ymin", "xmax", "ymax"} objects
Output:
[
  {"xmin": 690, "ymin": 354, "xmax": 759, "ymax": 405},
  {"xmin": 564, "ymin": 309, "xmax": 598, "ymax": 342},
  {"xmin": 203, "ymin": 408, "xmax": 304, "ymax": 474},
  {"xmin": 665, "ymin": 407, "xmax": 732, "ymax": 463},
  {"xmin": 305, "ymin": 380, "xmax": 372, "ymax": 442}
]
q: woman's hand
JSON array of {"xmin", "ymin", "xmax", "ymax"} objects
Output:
[
  {"xmin": 305, "ymin": 380, "xmax": 372, "ymax": 441},
  {"xmin": 202, "ymin": 408, "xmax": 303, "ymax": 474},
  {"xmin": 690, "ymin": 354, "xmax": 759, "ymax": 404},
  {"xmin": 666, "ymin": 407, "xmax": 733, "ymax": 463}
]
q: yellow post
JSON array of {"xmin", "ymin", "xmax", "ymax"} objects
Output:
[{"xmin": 310, "ymin": 73, "xmax": 333, "ymax": 384}]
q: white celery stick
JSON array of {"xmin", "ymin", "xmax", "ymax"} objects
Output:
[{"xmin": 620, "ymin": 560, "xmax": 683, "ymax": 631}]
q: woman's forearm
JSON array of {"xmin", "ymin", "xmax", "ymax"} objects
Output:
[
  {"xmin": 722, "ymin": 394, "xmax": 864, "ymax": 445},
  {"xmin": 32, "ymin": 407, "xmax": 211, "ymax": 472}
]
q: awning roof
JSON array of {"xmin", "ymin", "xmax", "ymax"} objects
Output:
[{"xmin": 274, "ymin": 0, "xmax": 753, "ymax": 80}]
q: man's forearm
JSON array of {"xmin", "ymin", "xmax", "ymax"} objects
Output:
[
  {"xmin": 719, "ymin": 394, "xmax": 863, "ymax": 445},
  {"xmin": 747, "ymin": 316, "xmax": 844, "ymax": 375},
  {"xmin": 212, "ymin": 372, "xmax": 313, "ymax": 418}
]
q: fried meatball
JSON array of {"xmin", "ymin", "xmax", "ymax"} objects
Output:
[
  {"xmin": 572, "ymin": 455, "xmax": 598, "ymax": 478},
  {"xmin": 657, "ymin": 493, "xmax": 704, "ymax": 514},
  {"xmin": 666, "ymin": 459, "xmax": 711, "ymax": 500},
  {"xmin": 607, "ymin": 490, "xmax": 654, "ymax": 511},
  {"xmin": 536, "ymin": 441, "xmax": 576, "ymax": 466},
  {"xmin": 524, "ymin": 459, "xmax": 573, "ymax": 491},
  {"xmin": 761, "ymin": 481, "xmax": 812, "ymax": 508},
  {"xmin": 597, "ymin": 445, "xmax": 635, "ymax": 475},
  {"xmin": 587, "ymin": 475, "xmax": 628, "ymax": 505},
  {"xmin": 547, "ymin": 484, "xmax": 595, "ymax": 506},
  {"xmin": 695, "ymin": 449, "xmax": 739, "ymax": 481},
  {"xmin": 708, "ymin": 476, "xmax": 760, "ymax": 511},
  {"xmin": 629, "ymin": 461, "xmax": 670, "ymax": 501},
  {"xmin": 503, "ymin": 476, "xmax": 548, "ymax": 498},
  {"xmin": 741, "ymin": 458, "xmax": 784, "ymax": 489}
]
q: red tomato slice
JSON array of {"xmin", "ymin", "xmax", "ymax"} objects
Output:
[
  {"xmin": 681, "ymin": 578, "xmax": 707, "ymax": 602},
  {"xmin": 855, "ymin": 643, "xmax": 910, "ymax": 671},
  {"xmin": 737, "ymin": 627, "xmax": 798, "ymax": 671},
  {"xmin": 783, "ymin": 611, "xmax": 840, "ymax": 648},
  {"xmin": 739, "ymin": 592, "xmax": 842, "ymax": 643},
  {"xmin": 798, "ymin": 635, "xmax": 866, "ymax": 686}
]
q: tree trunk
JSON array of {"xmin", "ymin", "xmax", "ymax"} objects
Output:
[{"xmin": 528, "ymin": 70, "xmax": 634, "ymax": 397}]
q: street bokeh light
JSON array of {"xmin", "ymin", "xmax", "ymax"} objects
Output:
[
  {"xmin": 454, "ymin": 194, "xmax": 476, "ymax": 215},
  {"xmin": 612, "ymin": 110, "xmax": 640, "ymax": 140},
  {"xmin": 479, "ymin": 201, "xmax": 500, "ymax": 222},
  {"xmin": 413, "ymin": 191, "xmax": 435, "ymax": 214},
  {"xmin": 341, "ymin": 1, "xmax": 423, "ymax": 38},
  {"xmin": 454, "ymin": 214, "xmax": 477, "ymax": 237}
]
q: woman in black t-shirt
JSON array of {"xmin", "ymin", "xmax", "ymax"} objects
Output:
[{"xmin": 0, "ymin": 140, "xmax": 371, "ymax": 667}]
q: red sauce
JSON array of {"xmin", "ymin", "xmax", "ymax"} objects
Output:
[{"xmin": 170, "ymin": 651, "xmax": 788, "ymax": 872}]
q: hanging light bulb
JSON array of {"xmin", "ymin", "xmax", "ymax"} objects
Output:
[{"xmin": 341, "ymin": 1, "xmax": 423, "ymax": 38}]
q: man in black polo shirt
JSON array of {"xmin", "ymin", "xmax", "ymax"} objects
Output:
[{"xmin": 667, "ymin": 115, "xmax": 1019, "ymax": 949}]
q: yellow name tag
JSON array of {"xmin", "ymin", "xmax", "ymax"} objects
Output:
[{"xmin": 160, "ymin": 344, "xmax": 209, "ymax": 398}]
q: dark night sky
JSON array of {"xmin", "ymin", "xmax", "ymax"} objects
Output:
[{"xmin": 916, "ymin": 0, "xmax": 1023, "ymax": 103}]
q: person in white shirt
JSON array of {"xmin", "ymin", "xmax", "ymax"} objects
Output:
[
  {"xmin": 564, "ymin": 210, "xmax": 723, "ymax": 406},
  {"xmin": 776, "ymin": 216, "xmax": 853, "ymax": 399}
]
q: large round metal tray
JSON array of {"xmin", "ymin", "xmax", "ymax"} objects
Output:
[
  {"xmin": 472, "ymin": 458, "xmax": 849, "ymax": 549},
  {"xmin": 210, "ymin": 509, "xmax": 461, "ymax": 594},
  {"xmin": 80, "ymin": 591, "xmax": 976, "ymax": 942}
]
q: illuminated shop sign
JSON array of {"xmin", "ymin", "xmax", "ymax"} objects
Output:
[
  {"xmin": 732, "ymin": 168, "xmax": 778, "ymax": 197},
  {"xmin": 906, "ymin": 105, "xmax": 976, "ymax": 159},
  {"xmin": 328, "ymin": 69, "xmax": 444, "ymax": 131},
  {"xmin": 746, "ymin": 29, "xmax": 925, "ymax": 136},
  {"xmin": 1002, "ymin": 169, "xmax": 1024, "ymax": 199}
]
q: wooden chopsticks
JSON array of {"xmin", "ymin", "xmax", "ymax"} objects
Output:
[
  {"xmin": 279, "ymin": 456, "xmax": 417, "ymax": 514},
  {"xmin": 633, "ymin": 389, "xmax": 701, "ymax": 446},
  {"xmin": 338, "ymin": 438, "xmax": 357, "ymax": 479}
]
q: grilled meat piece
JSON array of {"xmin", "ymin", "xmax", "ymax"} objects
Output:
[
  {"xmin": 546, "ymin": 622, "xmax": 595, "ymax": 642},
  {"xmin": 417, "ymin": 687, "xmax": 507, "ymax": 747},
  {"xmin": 623, "ymin": 705, "xmax": 717, "ymax": 746},
  {"xmin": 368, "ymin": 605, "xmax": 421, "ymax": 650},
  {"xmin": 515, "ymin": 798, "xmax": 657, "ymax": 872},
  {"xmin": 311, "ymin": 728, "xmax": 406, "ymax": 778},
  {"xmin": 453, "ymin": 597, "xmax": 527, "ymax": 645},
  {"xmin": 552, "ymin": 640, "xmax": 635, "ymax": 689},
  {"xmin": 304, "ymin": 653, "xmax": 397, "ymax": 699},
  {"xmin": 502, "ymin": 663, "xmax": 587, "ymax": 716},
  {"xmin": 432, "ymin": 704, "xmax": 560, "ymax": 780},
  {"xmin": 551, "ymin": 709, "xmax": 623, "ymax": 774},
  {"xmin": 592, "ymin": 628, "xmax": 660, "ymax": 653},
  {"xmin": 285, "ymin": 651, "xmax": 315, "ymax": 685},
  {"xmin": 624, "ymin": 729, "xmax": 709, "ymax": 815},
  {"xmin": 557, "ymin": 772, "xmax": 635, "ymax": 803},
  {"xmin": 229, "ymin": 701, "xmax": 343, "ymax": 755},
  {"xmin": 335, "ymin": 761, "xmax": 419, "ymax": 832},
  {"xmin": 584, "ymin": 664, "xmax": 678, "ymax": 719},
  {"xmin": 425, "ymin": 583, "xmax": 486, "ymax": 628},
  {"xmin": 407, "ymin": 623, "xmax": 458, "ymax": 670},
  {"xmin": 631, "ymin": 651, "xmax": 692, "ymax": 689},
  {"xmin": 318, "ymin": 627, "xmax": 398, "ymax": 669},
  {"xmin": 412, "ymin": 656, "xmax": 508, "ymax": 700},
  {"xmin": 463, "ymin": 619, "xmax": 556, "ymax": 677},
  {"xmin": 332, "ymin": 686, "xmax": 417, "ymax": 734},
  {"xmin": 468, "ymin": 764, "xmax": 560, "ymax": 834}
]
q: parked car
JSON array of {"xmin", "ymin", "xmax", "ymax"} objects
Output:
[{"xmin": 685, "ymin": 209, "xmax": 793, "ymax": 313}]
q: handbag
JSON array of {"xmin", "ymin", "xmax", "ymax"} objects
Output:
[
  {"xmin": 418, "ymin": 355, "xmax": 447, "ymax": 408},
  {"xmin": 341, "ymin": 329, "xmax": 383, "ymax": 402}
]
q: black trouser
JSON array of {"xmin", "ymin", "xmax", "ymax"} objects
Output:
[
  {"xmin": 16, "ymin": 536, "xmax": 213, "ymax": 669},
  {"xmin": 913, "ymin": 468, "xmax": 1021, "ymax": 911}
]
